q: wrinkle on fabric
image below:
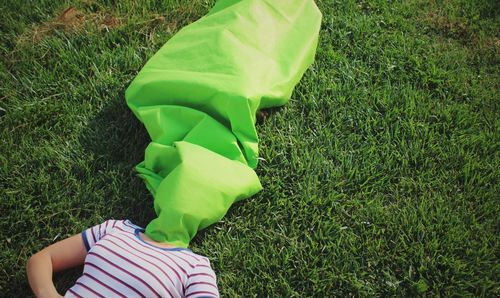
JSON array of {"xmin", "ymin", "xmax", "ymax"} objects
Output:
[{"xmin": 126, "ymin": 0, "xmax": 322, "ymax": 247}]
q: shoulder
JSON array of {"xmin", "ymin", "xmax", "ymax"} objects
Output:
[
  {"xmin": 183, "ymin": 251, "xmax": 219, "ymax": 296},
  {"xmin": 81, "ymin": 219, "xmax": 136, "ymax": 251},
  {"xmin": 184, "ymin": 251, "xmax": 216, "ymax": 277},
  {"xmin": 83, "ymin": 219, "xmax": 140, "ymax": 238},
  {"xmin": 121, "ymin": 219, "xmax": 144, "ymax": 230},
  {"xmin": 178, "ymin": 250, "xmax": 212, "ymax": 266}
]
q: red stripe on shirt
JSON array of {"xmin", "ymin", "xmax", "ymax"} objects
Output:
[
  {"xmin": 85, "ymin": 261, "xmax": 144, "ymax": 297},
  {"xmin": 181, "ymin": 250, "xmax": 201, "ymax": 261},
  {"xmin": 120, "ymin": 231, "xmax": 192, "ymax": 274},
  {"xmin": 88, "ymin": 251, "xmax": 160, "ymax": 298},
  {"xmin": 102, "ymin": 237, "xmax": 178, "ymax": 297},
  {"xmin": 103, "ymin": 220, "xmax": 109, "ymax": 235},
  {"xmin": 108, "ymin": 233, "xmax": 186, "ymax": 282},
  {"xmin": 68, "ymin": 288, "xmax": 82, "ymax": 298},
  {"xmin": 75, "ymin": 281, "xmax": 105, "ymax": 298},
  {"xmin": 82, "ymin": 272, "xmax": 125, "ymax": 298},
  {"xmin": 94, "ymin": 244, "xmax": 163, "ymax": 297},
  {"xmin": 186, "ymin": 290, "xmax": 218, "ymax": 297},
  {"xmin": 95, "ymin": 242, "xmax": 169, "ymax": 294},
  {"xmin": 114, "ymin": 225, "xmax": 136, "ymax": 235},
  {"xmin": 185, "ymin": 281, "xmax": 218, "ymax": 290},
  {"xmin": 169, "ymin": 251, "xmax": 196, "ymax": 268},
  {"xmin": 187, "ymin": 272, "xmax": 216, "ymax": 280},
  {"xmin": 90, "ymin": 226, "xmax": 97, "ymax": 244}
]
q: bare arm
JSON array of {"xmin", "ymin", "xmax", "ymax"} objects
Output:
[{"xmin": 26, "ymin": 234, "xmax": 87, "ymax": 298}]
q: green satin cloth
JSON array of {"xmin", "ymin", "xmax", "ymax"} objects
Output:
[{"xmin": 125, "ymin": 0, "xmax": 321, "ymax": 247}]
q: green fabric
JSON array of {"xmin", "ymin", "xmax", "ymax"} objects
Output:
[{"xmin": 125, "ymin": 0, "xmax": 321, "ymax": 247}]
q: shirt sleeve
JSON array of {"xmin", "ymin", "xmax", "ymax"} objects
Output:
[
  {"xmin": 81, "ymin": 219, "xmax": 121, "ymax": 251},
  {"xmin": 184, "ymin": 259, "xmax": 220, "ymax": 298}
]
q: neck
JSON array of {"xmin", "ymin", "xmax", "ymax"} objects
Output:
[{"xmin": 139, "ymin": 232, "xmax": 178, "ymax": 248}]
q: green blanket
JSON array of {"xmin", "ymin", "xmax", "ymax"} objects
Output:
[{"xmin": 126, "ymin": 0, "xmax": 321, "ymax": 247}]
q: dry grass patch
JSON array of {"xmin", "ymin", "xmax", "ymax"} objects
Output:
[
  {"xmin": 16, "ymin": 6, "xmax": 122, "ymax": 45},
  {"xmin": 421, "ymin": 10, "xmax": 471, "ymax": 40}
]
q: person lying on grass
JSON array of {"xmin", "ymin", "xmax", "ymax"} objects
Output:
[{"xmin": 27, "ymin": 219, "xmax": 219, "ymax": 298}]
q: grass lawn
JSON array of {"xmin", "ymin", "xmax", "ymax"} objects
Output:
[{"xmin": 1, "ymin": 0, "xmax": 498, "ymax": 296}]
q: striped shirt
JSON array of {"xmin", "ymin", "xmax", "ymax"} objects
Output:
[{"xmin": 64, "ymin": 219, "xmax": 219, "ymax": 298}]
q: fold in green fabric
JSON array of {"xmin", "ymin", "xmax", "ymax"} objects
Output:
[{"xmin": 125, "ymin": 0, "xmax": 321, "ymax": 247}]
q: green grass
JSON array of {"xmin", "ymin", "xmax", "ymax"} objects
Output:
[{"xmin": 1, "ymin": 0, "xmax": 498, "ymax": 296}]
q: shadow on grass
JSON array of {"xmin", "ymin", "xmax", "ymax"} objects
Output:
[
  {"xmin": 78, "ymin": 95, "xmax": 157, "ymax": 223},
  {"xmin": 75, "ymin": 96, "xmax": 278, "ymax": 244},
  {"xmin": 48, "ymin": 96, "xmax": 155, "ymax": 292},
  {"xmin": 79, "ymin": 98, "xmax": 148, "ymax": 167}
]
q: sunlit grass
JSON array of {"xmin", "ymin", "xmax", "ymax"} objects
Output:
[{"xmin": 1, "ymin": 0, "xmax": 498, "ymax": 296}]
